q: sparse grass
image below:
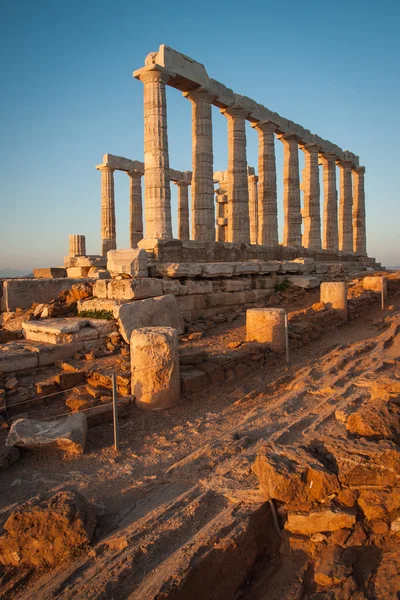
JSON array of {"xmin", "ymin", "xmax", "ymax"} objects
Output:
[
  {"xmin": 274, "ymin": 280, "xmax": 289, "ymax": 292},
  {"xmin": 78, "ymin": 309, "xmax": 114, "ymax": 321}
]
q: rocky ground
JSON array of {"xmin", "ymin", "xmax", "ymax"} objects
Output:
[{"xmin": 0, "ymin": 278, "xmax": 399, "ymax": 599}]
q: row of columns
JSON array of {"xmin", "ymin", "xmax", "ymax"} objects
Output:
[{"xmin": 98, "ymin": 64, "xmax": 366, "ymax": 256}]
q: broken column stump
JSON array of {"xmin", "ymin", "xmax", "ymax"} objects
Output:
[
  {"xmin": 320, "ymin": 282, "xmax": 348, "ymax": 319},
  {"xmin": 130, "ymin": 326, "xmax": 180, "ymax": 410},
  {"xmin": 246, "ymin": 308, "xmax": 286, "ymax": 352}
]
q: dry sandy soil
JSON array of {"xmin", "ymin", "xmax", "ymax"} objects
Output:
[{"xmin": 0, "ymin": 291, "xmax": 400, "ymax": 599}]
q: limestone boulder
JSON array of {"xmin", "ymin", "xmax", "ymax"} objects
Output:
[
  {"xmin": 107, "ymin": 248, "xmax": 148, "ymax": 277},
  {"xmin": 314, "ymin": 545, "xmax": 352, "ymax": 587},
  {"xmin": 285, "ymin": 509, "xmax": 356, "ymax": 535},
  {"xmin": 6, "ymin": 413, "xmax": 88, "ymax": 455},
  {"xmin": 114, "ymin": 294, "xmax": 184, "ymax": 343},
  {"xmin": 252, "ymin": 444, "xmax": 340, "ymax": 508},
  {"xmin": 309, "ymin": 437, "xmax": 400, "ymax": 487},
  {"xmin": 346, "ymin": 404, "xmax": 393, "ymax": 439},
  {"xmin": 0, "ymin": 490, "xmax": 95, "ymax": 568},
  {"xmin": 131, "ymin": 327, "xmax": 180, "ymax": 411},
  {"xmin": 287, "ymin": 275, "xmax": 320, "ymax": 289}
]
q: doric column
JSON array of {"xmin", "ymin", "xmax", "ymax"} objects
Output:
[
  {"xmin": 69, "ymin": 235, "xmax": 86, "ymax": 257},
  {"xmin": 215, "ymin": 184, "xmax": 228, "ymax": 242},
  {"xmin": 97, "ymin": 165, "xmax": 116, "ymax": 255},
  {"xmin": 184, "ymin": 89, "xmax": 215, "ymax": 241},
  {"xmin": 221, "ymin": 107, "xmax": 250, "ymax": 243},
  {"xmin": 173, "ymin": 180, "xmax": 190, "ymax": 240},
  {"xmin": 248, "ymin": 168, "xmax": 258, "ymax": 245},
  {"xmin": 301, "ymin": 143, "xmax": 321, "ymax": 249},
  {"xmin": 252, "ymin": 121, "xmax": 279, "ymax": 246},
  {"xmin": 337, "ymin": 160, "xmax": 354, "ymax": 252},
  {"xmin": 320, "ymin": 153, "xmax": 339, "ymax": 251},
  {"xmin": 352, "ymin": 166, "xmax": 366, "ymax": 255},
  {"xmin": 127, "ymin": 171, "xmax": 143, "ymax": 248},
  {"xmin": 137, "ymin": 66, "xmax": 172, "ymax": 239},
  {"xmin": 278, "ymin": 133, "xmax": 302, "ymax": 247}
]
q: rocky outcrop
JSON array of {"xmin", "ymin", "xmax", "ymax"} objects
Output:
[{"xmin": 0, "ymin": 491, "xmax": 95, "ymax": 568}]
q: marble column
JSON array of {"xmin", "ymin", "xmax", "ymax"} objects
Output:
[
  {"xmin": 215, "ymin": 185, "xmax": 228, "ymax": 242},
  {"xmin": 352, "ymin": 166, "xmax": 366, "ymax": 255},
  {"xmin": 252, "ymin": 121, "xmax": 278, "ymax": 246},
  {"xmin": 69, "ymin": 234, "xmax": 86, "ymax": 257},
  {"xmin": 320, "ymin": 153, "xmax": 338, "ymax": 251},
  {"xmin": 174, "ymin": 180, "xmax": 190, "ymax": 240},
  {"xmin": 97, "ymin": 165, "xmax": 116, "ymax": 255},
  {"xmin": 301, "ymin": 143, "xmax": 321, "ymax": 249},
  {"xmin": 248, "ymin": 169, "xmax": 258, "ymax": 245},
  {"xmin": 184, "ymin": 89, "xmax": 215, "ymax": 241},
  {"xmin": 337, "ymin": 160, "xmax": 354, "ymax": 252},
  {"xmin": 278, "ymin": 134, "xmax": 302, "ymax": 247},
  {"xmin": 221, "ymin": 107, "xmax": 250, "ymax": 243},
  {"xmin": 127, "ymin": 171, "xmax": 143, "ymax": 248},
  {"xmin": 138, "ymin": 67, "xmax": 172, "ymax": 239}
]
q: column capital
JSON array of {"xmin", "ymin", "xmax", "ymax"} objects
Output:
[
  {"xmin": 252, "ymin": 119, "xmax": 280, "ymax": 133},
  {"xmin": 173, "ymin": 179, "xmax": 190, "ymax": 187},
  {"xmin": 183, "ymin": 87, "xmax": 215, "ymax": 103},
  {"xmin": 336, "ymin": 159, "xmax": 354, "ymax": 169},
  {"xmin": 353, "ymin": 165, "xmax": 366, "ymax": 174},
  {"xmin": 96, "ymin": 164, "xmax": 115, "ymax": 174},
  {"xmin": 220, "ymin": 105, "xmax": 249, "ymax": 119},
  {"xmin": 248, "ymin": 174, "xmax": 258, "ymax": 182},
  {"xmin": 134, "ymin": 64, "xmax": 172, "ymax": 85},
  {"xmin": 319, "ymin": 152, "xmax": 339, "ymax": 163},
  {"xmin": 300, "ymin": 142, "xmax": 322, "ymax": 154},
  {"xmin": 127, "ymin": 169, "xmax": 143, "ymax": 179},
  {"xmin": 277, "ymin": 132, "xmax": 301, "ymax": 144}
]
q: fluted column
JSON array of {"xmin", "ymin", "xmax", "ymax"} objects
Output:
[
  {"xmin": 221, "ymin": 107, "xmax": 250, "ymax": 243},
  {"xmin": 278, "ymin": 134, "xmax": 302, "ymax": 247},
  {"xmin": 127, "ymin": 171, "xmax": 143, "ymax": 248},
  {"xmin": 97, "ymin": 165, "xmax": 116, "ymax": 255},
  {"xmin": 352, "ymin": 167, "xmax": 366, "ymax": 255},
  {"xmin": 69, "ymin": 235, "xmax": 86, "ymax": 257},
  {"xmin": 137, "ymin": 67, "xmax": 172, "ymax": 239},
  {"xmin": 320, "ymin": 153, "xmax": 338, "ymax": 251},
  {"xmin": 337, "ymin": 160, "xmax": 354, "ymax": 252},
  {"xmin": 301, "ymin": 143, "xmax": 321, "ymax": 249},
  {"xmin": 215, "ymin": 184, "xmax": 228, "ymax": 242},
  {"xmin": 184, "ymin": 89, "xmax": 215, "ymax": 241},
  {"xmin": 252, "ymin": 121, "xmax": 278, "ymax": 246},
  {"xmin": 174, "ymin": 180, "xmax": 190, "ymax": 240},
  {"xmin": 248, "ymin": 169, "xmax": 258, "ymax": 245}
]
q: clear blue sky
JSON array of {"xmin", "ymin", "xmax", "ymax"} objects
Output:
[{"xmin": 1, "ymin": 0, "xmax": 399, "ymax": 271}]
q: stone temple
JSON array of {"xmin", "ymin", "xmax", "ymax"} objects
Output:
[{"xmin": 92, "ymin": 44, "xmax": 368, "ymax": 265}]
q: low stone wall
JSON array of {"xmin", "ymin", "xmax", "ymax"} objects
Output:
[
  {"xmin": 139, "ymin": 238, "xmax": 379, "ymax": 266},
  {"xmin": 0, "ymin": 278, "xmax": 93, "ymax": 312}
]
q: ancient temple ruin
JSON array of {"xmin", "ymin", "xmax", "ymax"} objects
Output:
[{"xmin": 95, "ymin": 44, "xmax": 367, "ymax": 262}]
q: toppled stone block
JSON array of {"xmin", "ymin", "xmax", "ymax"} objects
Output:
[
  {"xmin": 0, "ymin": 343, "xmax": 38, "ymax": 373},
  {"xmin": 66, "ymin": 267, "xmax": 91, "ymax": 278},
  {"xmin": 6, "ymin": 413, "xmax": 88, "ymax": 455},
  {"xmin": 107, "ymin": 248, "xmax": 148, "ymax": 277},
  {"xmin": 0, "ymin": 446, "xmax": 20, "ymax": 471},
  {"xmin": 131, "ymin": 327, "xmax": 180, "ymax": 411},
  {"xmin": 108, "ymin": 278, "xmax": 163, "ymax": 300},
  {"xmin": 33, "ymin": 268, "xmax": 67, "ymax": 278},
  {"xmin": 252, "ymin": 444, "xmax": 340, "ymax": 508},
  {"xmin": 285, "ymin": 509, "xmax": 356, "ymax": 535},
  {"xmin": 0, "ymin": 490, "xmax": 95, "ymax": 568},
  {"xmin": 287, "ymin": 275, "xmax": 320, "ymax": 289},
  {"xmin": 56, "ymin": 371, "xmax": 86, "ymax": 390},
  {"xmin": 114, "ymin": 294, "xmax": 184, "ymax": 343},
  {"xmin": 23, "ymin": 317, "xmax": 113, "ymax": 345}
]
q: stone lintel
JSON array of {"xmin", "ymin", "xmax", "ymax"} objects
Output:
[
  {"xmin": 300, "ymin": 142, "xmax": 323, "ymax": 153},
  {"xmin": 277, "ymin": 132, "xmax": 302, "ymax": 143},
  {"xmin": 182, "ymin": 87, "xmax": 216, "ymax": 103},
  {"xmin": 336, "ymin": 159, "xmax": 355, "ymax": 169},
  {"xmin": 133, "ymin": 45, "xmax": 361, "ymax": 162},
  {"xmin": 353, "ymin": 165, "xmax": 366, "ymax": 174}
]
